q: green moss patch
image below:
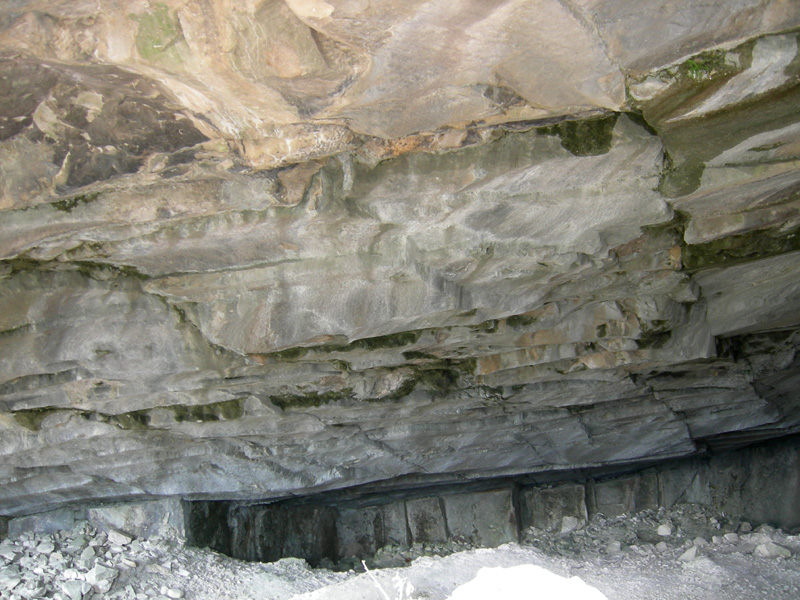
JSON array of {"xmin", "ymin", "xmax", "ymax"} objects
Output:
[
  {"xmin": 538, "ymin": 115, "xmax": 618, "ymax": 156},
  {"xmin": 270, "ymin": 389, "xmax": 353, "ymax": 410},
  {"xmin": 638, "ymin": 329, "xmax": 672, "ymax": 349},
  {"xmin": 110, "ymin": 410, "xmax": 151, "ymax": 430},
  {"xmin": 402, "ymin": 350, "xmax": 439, "ymax": 361},
  {"xmin": 172, "ymin": 399, "xmax": 244, "ymax": 423},
  {"xmin": 352, "ymin": 330, "xmax": 423, "ymax": 351},
  {"xmin": 471, "ymin": 319, "xmax": 499, "ymax": 333},
  {"xmin": 270, "ymin": 347, "xmax": 310, "ymax": 361},
  {"xmin": 273, "ymin": 331, "xmax": 427, "ymax": 359},
  {"xmin": 73, "ymin": 261, "xmax": 149, "ymax": 281},
  {"xmin": 683, "ymin": 227, "xmax": 800, "ymax": 271},
  {"xmin": 131, "ymin": 3, "xmax": 184, "ymax": 64},
  {"xmin": 506, "ymin": 313, "xmax": 538, "ymax": 328},
  {"xmin": 680, "ymin": 50, "xmax": 735, "ymax": 82},
  {"xmin": 639, "ymin": 40, "xmax": 800, "ymax": 197},
  {"xmin": 13, "ymin": 408, "xmax": 58, "ymax": 431},
  {"xmin": 51, "ymin": 192, "xmax": 100, "ymax": 213}
]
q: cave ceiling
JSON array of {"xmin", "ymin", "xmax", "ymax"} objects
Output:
[{"xmin": 2, "ymin": 0, "xmax": 800, "ymax": 516}]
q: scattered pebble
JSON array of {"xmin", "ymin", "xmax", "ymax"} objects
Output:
[
  {"xmin": 755, "ymin": 542, "xmax": 792, "ymax": 559},
  {"xmin": 739, "ymin": 522, "xmax": 752, "ymax": 533},
  {"xmin": 561, "ymin": 516, "xmax": 581, "ymax": 534},
  {"xmin": 678, "ymin": 546, "xmax": 698, "ymax": 562},
  {"xmin": 108, "ymin": 529, "xmax": 133, "ymax": 547}
]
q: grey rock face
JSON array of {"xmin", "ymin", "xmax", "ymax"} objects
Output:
[{"xmin": 1, "ymin": 2, "xmax": 800, "ymax": 516}]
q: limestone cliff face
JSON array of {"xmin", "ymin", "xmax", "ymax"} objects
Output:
[{"xmin": 1, "ymin": 0, "xmax": 800, "ymax": 516}]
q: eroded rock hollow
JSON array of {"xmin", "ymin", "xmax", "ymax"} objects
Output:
[{"xmin": 1, "ymin": 0, "xmax": 800, "ymax": 526}]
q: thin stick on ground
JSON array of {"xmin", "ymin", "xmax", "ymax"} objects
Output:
[{"xmin": 362, "ymin": 560, "xmax": 393, "ymax": 600}]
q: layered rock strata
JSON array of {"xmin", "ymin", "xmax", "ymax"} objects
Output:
[
  {"xmin": 1, "ymin": 1, "xmax": 800, "ymax": 516},
  {"xmin": 186, "ymin": 433, "xmax": 800, "ymax": 565}
]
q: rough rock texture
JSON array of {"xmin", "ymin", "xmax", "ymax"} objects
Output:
[
  {"xmin": 184, "ymin": 434, "xmax": 800, "ymax": 566},
  {"xmin": 3, "ymin": 502, "xmax": 800, "ymax": 600},
  {"xmin": 2, "ymin": 1, "xmax": 800, "ymax": 516}
]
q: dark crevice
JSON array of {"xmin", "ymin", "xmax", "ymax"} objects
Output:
[{"xmin": 185, "ymin": 433, "xmax": 800, "ymax": 568}]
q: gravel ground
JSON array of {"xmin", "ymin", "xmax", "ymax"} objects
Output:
[{"xmin": 2, "ymin": 503, "xmax": 799, "ymax": 600}]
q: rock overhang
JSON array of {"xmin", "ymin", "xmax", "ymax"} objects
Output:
[{"xmin": 1, "ymin": 0, "xmax": 800, "ymax": 517}]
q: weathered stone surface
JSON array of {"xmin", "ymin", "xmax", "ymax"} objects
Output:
[
  {"xmin": 336, "ymin": 502, "xmax": 408, "ymax": 559},
  {"xmin": 1, "ymin": 2, "xmax": 800, "ymax": 518},
  {"xmin": 442, "ymin": 489, "xmax": 517, "ymax": 548},
  {"xmin": 588, "ymin": 471, "xmax": 659, "ymax": 518},
  {"xmin": 521, "ymin": 483, "xmax": 587, "ymax": 534}
]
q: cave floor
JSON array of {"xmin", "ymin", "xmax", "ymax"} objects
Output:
[{"xmin": 2, "ymin": 503, "xmax": 799, "ymax": 600}]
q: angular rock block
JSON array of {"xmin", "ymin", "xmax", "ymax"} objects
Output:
[
  {"xmin": 587, "ymin": 470, "xmax": 659, "ymax": 517},
  {"xmin": 406, "ymin": 497, "xmax": 448, "ymax": 545},
  {"xmin": 520, "ymin": 483, "xmax": 587, "ymax": 533},
  {"xmin": 442, "ymin": 489, "xmax": 518, "ymax": 547},
  {"xmin": 336, "ymin": 501, "xmax": 408, "ymax": 559},
  {"xmin": 8, "ymin": 507, "xmax": 84, "ymax": 538},
  {"xmin": 228, "ymin": 504, "xmax": 338, "ymax": 566},
  {"xmin": 87, "ymin": 499, "xmax": 185, "ymax": 539}
]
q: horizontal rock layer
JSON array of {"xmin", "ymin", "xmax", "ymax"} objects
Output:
[
  {"xmin": 1, "ymin": 1, "xmax": 800, "ymax": 516},
  {"xmin": 184, "ymin": 434, "xmax": 800, "ymax": 565}
]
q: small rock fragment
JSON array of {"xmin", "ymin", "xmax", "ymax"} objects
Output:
[
  {"xmin": 739, "ymin": 522, "xmax": 752, "ymax": 533},
  {"xmin": 0, "ymin": 542, "xmax": 18, "ymax": 562},
  {"xmin": 693, "ymin": 537, "xmax": 709, "ymax": 548},
  {"xmin": 108, "ymin": 530, "xmax": 133, "ymax": 546},
  {"xmin": 60, "ymin": 579, "xmax": 91, "ymax": 600},
  {"xmin": 560, "ymin": 516, "xmax": 580, "ymax": 534},
  {"xmin": 655, "ymin": 541, "xmax": 668, "ymax": 552},
  {"xmin": 678, "ymin": 546, "xmax": 698, "ymax": 562},
  {"xmin": 605, "ymin": 541, "xmax": 622, "ymax": 554},
  {"xmin": 0, "ymin": 568, "xmax": 21, "ymax": 592},
  {"xmin": 657, "ymin": 524, "xmax": 673, "ymax": 537},
  {"xmin": 165, "ymin": 587, "xmax": 184, "ymax": 599},
  {"xmin": 754, "ymin": 542, "xmax": 792, "ymax": 558},
  {"xmin": 755, "ymin": 524, "xmax": 776, "ymax": 535},
  {"xmin": 86, "ymin": 563, "xmax": 118, "ymax": 593},
  {"xmin": 78, "ymin": 546, "xmax": 96, "ymax": 569},
  {"xmin": 723, "ymin": 532, "xmax": 739, "ymax": 543}
]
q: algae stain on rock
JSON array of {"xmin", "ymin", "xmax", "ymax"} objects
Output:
[
  {"xmin": 172, "ymin": 399, "xmax": 244, "ymax": 423},
  {"xmin": 683, "ymin": 227, "xmax": 800, "ymax": 271},
  {"xmin": 538, "ymin": 115, "xmax": 618, "ymax": 156},
  {"xmin": 13, "ymin": 408, "xmax": 58, "ymax": 432},
  {"xmin": 51, "ymin": 192, "xmax": 100, "ymax": 213},
  {"xmin": 131, "ymin": 3, "xmax": 185, "ymax": 65},
  {"xmin": 270, "ymin": 389, "xmax": 353, "ymax": 410},
  {"xmin": 110, "ymin": 410, "xmax": 151, "ymax": 430}
]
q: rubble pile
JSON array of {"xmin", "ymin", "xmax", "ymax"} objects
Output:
[
  {"xmin": 523, "ymin": 504, "xmax": 800, "ymax": 562},
  {"xmin": 0, "ymin": 523, "xmax": 191, "ymax": 600},
  {"xmin": 1, "ymin": 502, "xmax": 798, "ymax": 600}
]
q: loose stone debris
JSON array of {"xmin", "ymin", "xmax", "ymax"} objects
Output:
[
  {"xmin": 0, "ymin": 521, "xmax": 346, "ymax": 600},
  {"xmin": 521, "ymin": 503, "xmax": 800, "ymax": 561},
  {"xmin": 1, "ymin": 503, "xmax": 799, "ymax": 600}
]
